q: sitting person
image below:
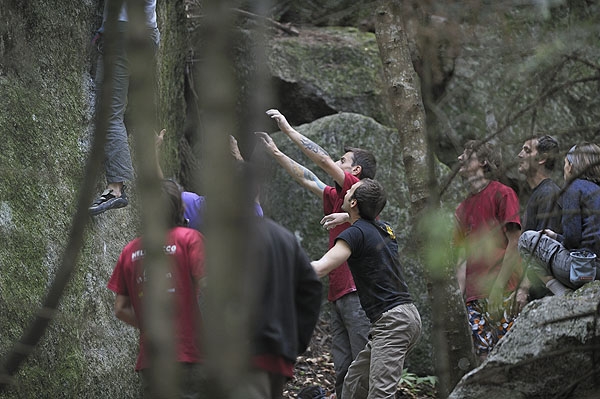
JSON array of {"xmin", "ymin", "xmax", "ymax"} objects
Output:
[{"xmin": 519, "ymin": 142, "xmax": 600, "ymax": 295}]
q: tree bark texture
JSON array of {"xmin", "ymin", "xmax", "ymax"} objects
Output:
[{"xmin": 374, "ymin": 1, "xmax": 477, "ymax": 396}]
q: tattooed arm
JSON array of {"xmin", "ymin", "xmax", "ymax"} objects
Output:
[
  {"xmin": 266, "ymin": 109, "xmax": 345, "ymax": 187},
  {"xmin": 256, "ymin": 131, "xmax": 326, "ymax": 197}
]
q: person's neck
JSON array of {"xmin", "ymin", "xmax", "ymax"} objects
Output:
[
  {"xmin": 467, "ymin": 175, "xmax": 490, "ymax": 195},
  {"xmin": 349, "ymin": 211, "xmax": 361, "ymax": 225},
  {"xmin": 527, "ymin": 171, "xmax": 550, "ymax": 190}
]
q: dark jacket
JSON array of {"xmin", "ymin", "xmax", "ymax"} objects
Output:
[{"xmin": 249, "ymin": 218, "xmax": 322, "ymax": 363}]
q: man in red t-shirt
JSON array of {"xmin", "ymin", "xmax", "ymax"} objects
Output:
[
  {"xmin": 107, "ymin": 180, "xmax": 205, "ymax": 397},
  {"xmin": 257, "ymin": 109, "xmax": 376, "ymax": 397},
  {"xmin": 454, "ymin": 140, "xmax": 526, "ymax": 361}
]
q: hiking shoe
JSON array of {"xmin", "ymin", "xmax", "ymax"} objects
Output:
[{"xmin": 89, "ymin": 187, "xmax": 128, "ymax": 216}]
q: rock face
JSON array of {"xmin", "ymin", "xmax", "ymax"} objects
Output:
[
  {"xmin": 0, "ymin": 1, "xmax": 142, "ymax": 398},
  {"xmin": 449, "ymin": 282, "xmax": 600, "ymax": 399},
  {"xmin": 267, "ymin": 27, "xmax": 394, "ymax": 127}
]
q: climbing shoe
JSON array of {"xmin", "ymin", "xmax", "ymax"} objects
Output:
[{"xmin": 89, "ymin": 186, "xmax": 128, "ymax": 216}]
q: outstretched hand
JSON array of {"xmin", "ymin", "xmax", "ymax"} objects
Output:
[
  {"xmin": 255, "ymin": 131, "xmax": 279, "ymax": 154},
  {"xmin": 266, "ymin": 109, "xmax": 292, "ymax": 132},
  {"xmin": 320, "ymin": 213, "xmax": 350, "ymax": 230},
  {"xmin": 229, "ymin": 135, "xmax": 244, "ymax": 161},
  {"xmin": 155, "ymin": 128, "xmax": 166, "ymax": 149}
]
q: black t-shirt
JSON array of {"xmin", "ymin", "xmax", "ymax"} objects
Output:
[
  {"xmin": 523, "ymin": 178, "xmax": 562, "ymax": 232},
  {"xmin": 336, "ymin": 219, "xmax": 412, "ymax": 323}
]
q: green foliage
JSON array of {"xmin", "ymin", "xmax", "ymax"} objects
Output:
[
  {"xmin": 400, "ymin": 368, "xmax": 437, "ymax": 394},
  {"xmin": 417, "ymin": 207, "xmax": 458, "ymax": 279}
]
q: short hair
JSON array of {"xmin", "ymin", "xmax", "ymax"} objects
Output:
[
  {"xmin": 534, "ymin": 135, "xmax": 560, "ymax": 171},
  {"xmin": 161, "ymin": 179, "xmax": 186, "ymax": 227},
  {"xmin": 566, "ymin": 142, "xmax": 600, "ymax": 185},
  {"xmin": 352, "ymin": 178, "xmax": 387, "ymax": 220},
  {"xmin": 463, "ymin": 140, "xmax": 501, "ymax": 179},
  {"xmin": 345, "ymin": 146, "xmax": 377, "ymax": 179}
]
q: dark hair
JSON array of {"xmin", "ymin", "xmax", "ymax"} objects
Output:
[
  {"xmin": 234, "ymin": 160, "xmax": 261, "ymax": 201},
  {"xmin": 566, "ymin": 143, "xmax": 600, "ymax": 185},
  {"xmin": 345, "ymin": 146, "xmax": 377, "ymax": 179},
  {"xmin": 162, "ymin": 179, "xmax": 186, "ymax": 227},
  {"xmin": 534, "ymin": 135, "xmax": 559, "ymax": 171},
  {"xmin": 352, "ymin": 178, "xmax": 387, "ymax": 220},
  {"xmin": 464, "ymin": 140, "xmax": 501, "ymax": 178}
]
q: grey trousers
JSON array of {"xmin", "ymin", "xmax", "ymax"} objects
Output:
[
  {"xmin": 330, "ymin": 292, "xmax": 370, "ymax": 398},
  {"xmin": 95, "ymin": 22, "xmax": 160, "ymax": 184},
  {"xmin": 342, "ymin": 303, "xmax": 422, "ymax": 399},
  {"xmin": 518, "ymin": 230, "xmax": 598, "ymax": 289}
]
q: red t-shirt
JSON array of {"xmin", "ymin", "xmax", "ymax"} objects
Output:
[
  {"xmin": 323, "ymin": 172, "xmax": 360, "ymax": 302},
  {"xmin": 107, "ymin": 226, "xmax": 205, "ymax": 371},
  {"xmin": 455, "ymin": 181, "xmax": 521, "ymax": 302}
]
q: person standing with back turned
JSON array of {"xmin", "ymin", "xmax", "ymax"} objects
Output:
[
  {"xmin": 256, "ymin": 109, "xmax": 373, "ymax": 398},
  {"xmin": 107, "ymin": 180, "xmax": 204, "ymax": 397}
]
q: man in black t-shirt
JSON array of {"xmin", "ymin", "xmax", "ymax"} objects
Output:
[
  {"xmin": 517, "ymin": 135, "xmax": 562, "ymax": 299},
  {"xmin": 311, "ymin": 179, "xmax": 421, "ymax": 399}
]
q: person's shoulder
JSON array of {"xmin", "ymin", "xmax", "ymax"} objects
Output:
[
  {"xmin": 259, "ymin": 217, "xmax": 292, "ymax": 235},
  {"xmin": 182, "ymin": 191, "xmax": 205, "ymax": 203},
  {"xmin": 540, "ymin": 178, "xmax": 561, "ymax": 191},
  {"xmin": 573, "ymin": 178, "xmax": 600, "ymax": 194},
  {"xmin": 171, "ymin": 226, "xmax": 203, "ymax": 241},
  {"xmin": 489, "ymin": 180, "xmax": 518, "ymax": 197},
  {"xmin": 344, "ymin": 173, "xmax": 360, "ymax": 188}
]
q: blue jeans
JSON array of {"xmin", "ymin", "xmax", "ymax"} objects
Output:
[
  {"xmin": 95, "ymin": 22, "xmax": 160, "ymax": 184},
  {"xmin": 330, "ymin": 292, "xmax": 370, "ymax": 398},
  {"xmin": 342, "ymin": 303, "xmax": 422, "ymax": 399}
]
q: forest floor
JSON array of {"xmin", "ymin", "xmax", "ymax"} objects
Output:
[{"xmin": 283, "ymin": 317, "xmax": 437, "ymax": 399}]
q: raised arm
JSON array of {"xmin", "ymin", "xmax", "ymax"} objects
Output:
[
  {"xmin": 266, "ymin": 109, "xmax": 345, "ymax": 187},
  {"xmin": 311, "ymin": 240, "xmax": 352, "ymax": 278},
  {"xmin": 256, "ymin": 131, "xmax": 326, "ymax": 197},
  {"xmin": 155, "ymin": 128, "xmax": 167, "ymax": 179}
]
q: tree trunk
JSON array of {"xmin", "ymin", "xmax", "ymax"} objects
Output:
[{"xmin": 374, "ymin": 1, "xmax": 477, "ymax": 396}]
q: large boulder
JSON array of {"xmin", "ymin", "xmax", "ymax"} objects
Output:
[
  {"xmin": 449, "ymin": 282, "xmax": 600, "ymax": 399},
  {"xmin": 266, "ymin": 27, "xmax": 393, "ymax": 127},
  {"xmin": 0, "ymin": 1, "xmax": 143, "ymax": 398}
]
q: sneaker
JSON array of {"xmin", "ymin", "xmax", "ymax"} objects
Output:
[{"xmin": 89, "ymin": 186, "xmax": 128, "ymax": 215}]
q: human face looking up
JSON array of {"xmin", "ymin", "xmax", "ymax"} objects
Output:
[
  {"xmin": 342, "ymin": 181, "xmax": 362, "ymax": 214},
  {"xmin": 518, "ymin": 139, "xmax": 539, "ymax": 176},
  {"xmin": 336, "ymin": 151, "xmax": 356, "ymax": 175},
  {"xmin": 457, "ymin": 148, "xmax": 482, "ymax": 178}
]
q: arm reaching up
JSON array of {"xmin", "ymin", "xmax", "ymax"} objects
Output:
[
  {"xmin": 256, "ymin": 131, "xmax": 326, "ymax": 197},
  {"xmin": 229, "ymin": 135, "xmax": 244, "ymax": 161},
  {"xmin": 266, "ymin": 109, "xmax": 346, "ymax": 186},
  {"xmin": 155, "ymin": 128, "xmax": 167, "ymax": 179}
]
